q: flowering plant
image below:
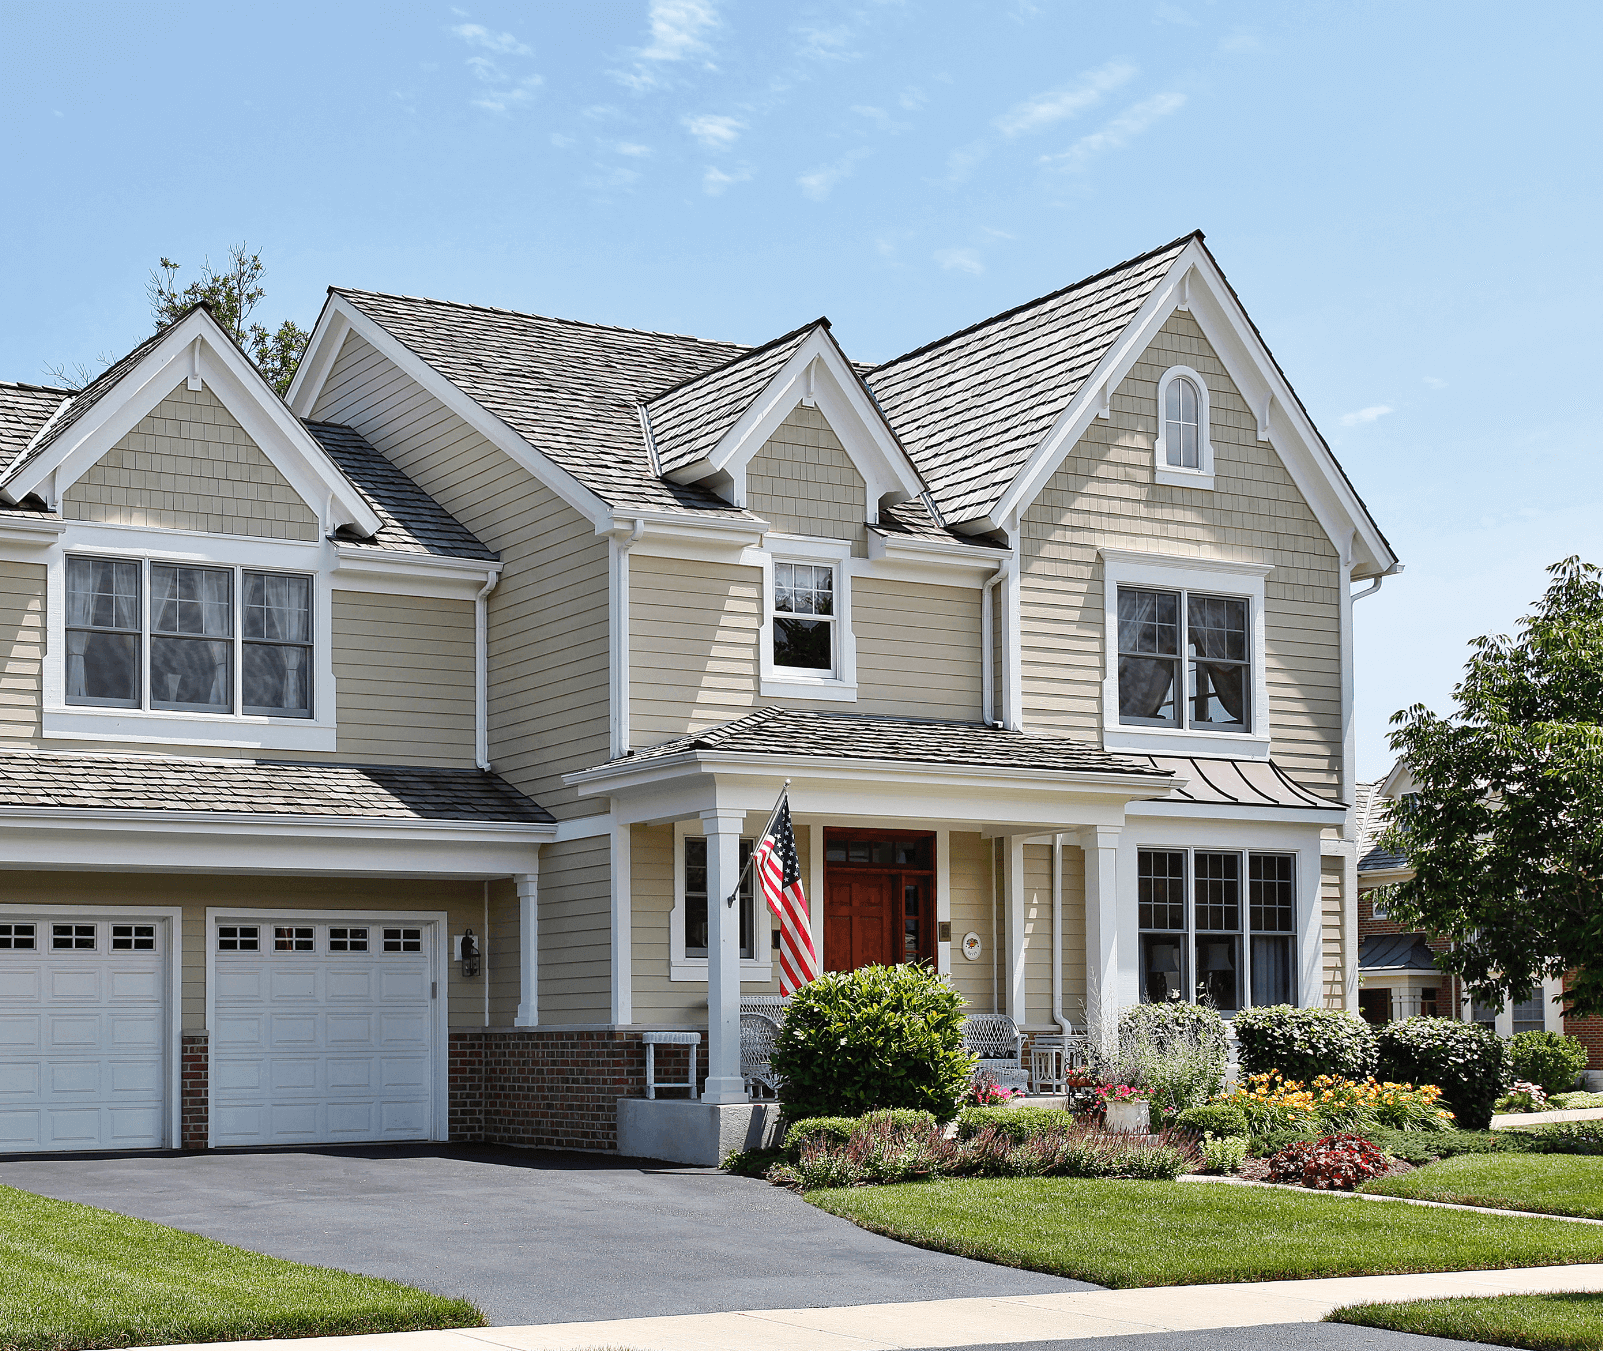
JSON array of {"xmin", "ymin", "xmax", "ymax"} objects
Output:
[
  {"xmin": 967, "ymin": 1072, "xmax": 1024, "ymax": 1106},
  {"xmin": 1496, "ymin": 1080, "xmax": 1549, "ymax": 1114},
  {"xmin": 1266, "ymin": 1132, "xmax": 1391, "ymax": 1190},
  {"xmin": 1211, "ymin": 1071, "xmax": 1453, "ymax": 1134},
  {"xmin": 1095, "ymin": 1084, "xmax": 1152, "ymax": 1104}
]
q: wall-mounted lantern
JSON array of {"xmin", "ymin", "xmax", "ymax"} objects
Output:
[{"xmin": 454, "ymin": 929, "xmax": 481, "ymax": 978}]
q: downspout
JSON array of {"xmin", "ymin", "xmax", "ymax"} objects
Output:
[
  {"xmin": 609, "ymin": 518, "xmax": 646, "ymax": 758},
  {"xmin": 980, "ymin": 558, "xmax": 1009, "ymax": 728},
  {"xmin": 1051, "ymin": 832, "xmax": 1072, "ymax": 1037},
  {"xmin": 474, "ymin": 569, "xmax": 501, "ymax": 772}
]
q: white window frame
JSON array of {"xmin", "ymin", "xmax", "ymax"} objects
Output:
[
  {"xmin": 755, "ymin": 534, "xmax": 857, "ymax": 701},
  {"xmin": 44, "ymin": 524, "xmax": 338, "ymax": 752},
  {"xmin": 668, "ymin": 820, "xmax": 776, "ymax": 982},
  {"xmin": 1100, "ymin": 548, "xmax": 1272, "ymax": 758},
  {"xmin": 1154, "ymin": 365, "xmax": 1216, "ymax": 490}
]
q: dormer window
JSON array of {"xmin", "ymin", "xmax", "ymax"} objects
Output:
[{"xmin": 1154, "ymin": 366, "xmax": 1214, "ymax": 488}]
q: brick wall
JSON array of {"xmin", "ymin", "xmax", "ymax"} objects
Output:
[{"xmin": 181, "ymin": 1033, "xmax": 208, "ymax": 1149}]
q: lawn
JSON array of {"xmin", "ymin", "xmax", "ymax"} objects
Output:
[
  {"xmin": 1361, "ymin": 1154, "xmax": 1603, "ymax": 1220},
  {"xmin": 0, "ymin": 1184, "xmax": 483, "ymax": 1351},
  {"xmin": 807, "ymin": 1177, "xmax": 1603, "ymax": 1288},
  {"xmin": 1329, "ymin": 1293, "xmax": 1603, "ymax": 1350}
]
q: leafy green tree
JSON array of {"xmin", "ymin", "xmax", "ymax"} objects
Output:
[{"xmin": 1382, "ymin": 557, "xmax": 1603, "ymax": 1017}]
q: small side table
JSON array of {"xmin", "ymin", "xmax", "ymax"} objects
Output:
[
  {"xmin": 1029, "ymin": 1036, "xmax": 1067, "ymax": 1095},
  {"xmin": 642, "ymin": 1031, "xmax": 701, "ymax": 1100}
]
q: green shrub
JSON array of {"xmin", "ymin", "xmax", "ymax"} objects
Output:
[
  {"xmin": 1199, "ymin": 1132, "xmax": 1249, "ymax": 1174},
  {"xmin": 1232, "ymin": 1005, "xmax": 1377, "ymax": 1083},
  {"xmin": 1173, "ymin": 1102, "xmax": 1251, "ymax": 1138},
  {"xmin": 771, "ymin": 965, "xmax": 972, "ymax": 1122},
  {"xmin": 956, "ymin": 1105, "xmax": 1079, "ymax": 1142},
  {"xmin": 1247, "ymin": 1126, "xmax": 1320, "ymax": 1158},
  {"xmin": 1517, "ymin": 1121, "xmax": 1603, "ymax": 1155},
  {"xmin": 721, "ymin": 1146, "xmax": 785, "ymax": 1177},
  {"xmin": 1377, "ymin": 1018, "xmax": 1509, "ymax": 1130},
  {"xmin": 1507, "ymin": 1030, "xmax": 1589, "ymax": 1096},
  {"xmin": 1096, "ymin": 1001, "xmax": 1228, "ymax": 1116},
  {"xmin": 1357, "ymin": 1126, "xmax": 1521, "ymax": 1165},
  {"xmin": 857, "ymin": 1107, "xmax": 938, "ymax": 1134},
  {"xmin": 1551, "ymin": 1091, "xmax": 1603, "ymax": 1110},
  {"xmin": 782, "ymin": 1116, "xmax": 858, "ymax": 1155}
]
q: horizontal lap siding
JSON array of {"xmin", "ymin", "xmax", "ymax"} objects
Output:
[
  {"xmin": 1019, "ymin": 311, "xmax": 1343, "ymax": 795},
  {"xmin": 312, "ymin": 330, "xmax": 609, "ymax": 819},
  {"xmin": 331, "ymin": 590, "xmax": 475, "ymax": 766},
  {"xmin": 0, "ymin": 561, "xmax": 43, "ymax": 744},
  {"xmin": 538, "ymin": 837, "xmax": 612, "ymax": 1024},
  {"xmin": 747, "ymin": 406, "xmax": 867, "ymax": 553},
  {"xmin": 853, "ymin": 577, "xmax": 982, "ymax": 721},
  {"xmin": 948, "ymin": 832, "xmax": 996, "ymax": 1012},
  {"xmin": 1021, "ymin": 843, "xmax": 1053, "ymax": 1029}
]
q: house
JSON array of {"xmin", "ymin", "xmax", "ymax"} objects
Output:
[{"xmin": 0, "ymin": 232, "xmax": 1397, "ymax": 1162}]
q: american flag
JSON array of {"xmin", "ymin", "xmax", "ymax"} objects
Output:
[{"xmin": 751, "ymin": 795, "xmax": 817, "ymax": 996}]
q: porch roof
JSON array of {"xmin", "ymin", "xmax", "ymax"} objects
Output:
[
  {"xmin": 1130, "ymin": 754, "xmax": 1342, "ymax": 810},
  {"xmin": 613, "ymin": 707, "xmax": 1174, "ymax": 779},
  {"xmin": 1359, "ymin": 932, "xmax": 1441, "ymax": 974}
]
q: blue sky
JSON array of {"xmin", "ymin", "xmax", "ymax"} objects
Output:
[{"xmin": 3, "ymin": 0, "xmax": 1599, "ymax": 779}]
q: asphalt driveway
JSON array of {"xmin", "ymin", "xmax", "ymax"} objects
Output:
[{"xmin": 0, "ymin": 1143, "xmax": 1094, "ymax": 1325}]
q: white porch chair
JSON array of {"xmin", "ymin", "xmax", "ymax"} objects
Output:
[
  {"xmin": 962, "ymin": 1013, "xmax": 1030, "ymax": 1093},
  {"xmin": 740, "ymin": 1012, "xmax": 783, "ymax": 1100}
]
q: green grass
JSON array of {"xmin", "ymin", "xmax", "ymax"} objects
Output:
[
  {"xmin": 0, "ymin": 1184, "xmax": 483, "ymax": 1351},
  {"xmin": 806, "ymin": 1177, "xmax": 1603, "ymax": 1288},
  {"xmin": 1329, "ymin": 1293, "xmax": 1603, "ymax": 1350},
  {"xmin": 1361, "ymin": 1153, "xmax": 1603, "ymax": 1219},
  {"xmin": 1549, "ymin": 1092, "xmax": 1603, "ymax": 1111}
]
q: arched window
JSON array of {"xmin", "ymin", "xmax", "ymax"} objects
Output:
[{"xmin": 1154, "ymin": 365, "xmax": 1214, "ymax": 486}]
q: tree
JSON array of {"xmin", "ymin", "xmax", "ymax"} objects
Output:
[
  {"xmin": 46, "ymin": 243, "xmax": 309, "ymax": 396},
  {"xmin": 1381, "ymin": 557, "xmax": 1603, "ymax": 1017}
]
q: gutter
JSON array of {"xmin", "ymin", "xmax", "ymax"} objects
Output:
[
  {"xmin": 980, "ymin": 556, "xmax": 1010, "ymax": 727},
  {"xmin": 608, "ymin": 518, "xmax": 646, "ymax": 757},
  {"xmin": 1051, "ymin": 832, "xmax": 1073, "ymax": 1038},
  {"xmin": 474, "ymin": 568, "xmax": 501, "ymax": 771}
]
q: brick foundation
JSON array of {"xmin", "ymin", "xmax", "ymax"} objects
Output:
[{"xmin": 181, "ymin": 1033, "xmax": 208, "ymax": 1149}]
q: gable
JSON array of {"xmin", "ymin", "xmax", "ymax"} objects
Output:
[
  {"xmin": 745, "ymin": 404, "xmax": 867, "ymax": 553},
  {"xmin": 62, "ymin": 381, "xmax": 320, "ymax": 541}
]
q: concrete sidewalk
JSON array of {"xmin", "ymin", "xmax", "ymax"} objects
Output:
[
  {"xmin": 1492, "ymin": 1104, "xmax": 1603, "ymax": 1128},
  {"xmin": 137, "ymin": 1264, "xmax": 1603, "ymax": 1351}
]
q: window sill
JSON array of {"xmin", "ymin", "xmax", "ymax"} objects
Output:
[
  {"xmin": 1103, "ymin": 724, "xmax": 1270, "ymax": 760},
  {"xmin": 670, "ymin": 958, "xmax": 775, "ymax": 983},
  {"xmin": 44, "ymin": 707, "xmax": 338, "ymax": 752},
  {"xmin": 1155, "ymin": 467, "xmax": 1215, "ymax": 490},
  {"xmin": 760, "ymin": 675, "xmax": 857, "ymax": 702}
]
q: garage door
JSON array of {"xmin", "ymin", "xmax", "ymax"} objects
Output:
[
  {"xmin": 211, "ymin": 919, "xmax": 437, "ymax": 1147},
  {"xmin": 0, "ymin": 916, "xmax": 170, "ymax": 1152}
]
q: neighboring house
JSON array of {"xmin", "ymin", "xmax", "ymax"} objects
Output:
[{"xmin": 0, "ymin": 231, "xmax": 1397, "ymax": 1159}]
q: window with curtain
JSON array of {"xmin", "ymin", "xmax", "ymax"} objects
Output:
[
  {"xmin": 1118, "ymin": 587, "xmax": 1250, "ymax": 732},
  {"xmin": 1164, "ymin": 374, "xmax": 1202, "ymax": 468},
  {"xmin": 1194, "ymin": 851, "xmax": 1241, "ymax": 1011},
  {"xmin": 683, "ymin": 836, "xmax": 755, "ymax": 960},
  {"xmin": 1138, "ymin": 849, "xmax": 1188, "ymax": 1002},
  {"xmin": 65, "ymin": 556, "xmax": 313, "ymax": 719},
  {"xmin": 1249, "ymin": 853, "xmax": 1296, "ymax": 1007}
]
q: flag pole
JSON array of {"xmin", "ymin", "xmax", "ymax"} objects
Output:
[{"xmin": 725, "ymin": 778, "xmax": 791, "ymax": 908}]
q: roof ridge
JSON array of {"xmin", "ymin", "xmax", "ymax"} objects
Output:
[
  {"xmin": 0, "ymin": 380, "xmax": 72, "ymax": 396},
  {"xmin": 868, "ymin": 230, "xmax": 1201, "ymax": 377},
  {"xmin": 333, "ymin": 286, "xmax": 751, "ymax": 352},
  {"xmin": 644, "ymin": 317, "xmax": 828, "ymax": 406}
]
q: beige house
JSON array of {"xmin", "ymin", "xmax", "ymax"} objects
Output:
[{"xmin": 0, "ymin": 232, "xmax": 1396, "ymax": 1159}]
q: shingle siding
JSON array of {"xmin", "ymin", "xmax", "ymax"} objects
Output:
[{"xmin": 745, "ymin": 404, "xmax": 868, "ymax": 553}]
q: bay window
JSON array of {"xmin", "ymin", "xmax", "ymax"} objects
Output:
[{"xmin": 66, "ymin": 555, "xmax": 314, "ymax": 718}]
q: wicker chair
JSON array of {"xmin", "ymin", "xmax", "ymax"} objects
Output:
[
  {"xmin": 962, "ymin": 1013, "xmax": 1030, "ymax": 1093},
  {"xmin": 740, "ymin": 1012, "xmax": 783, "ymax": 1100}
]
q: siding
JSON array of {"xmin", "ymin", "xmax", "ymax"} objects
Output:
[
  {"xmin": 331, "ymin": 590, "xmax": 475, "ymax": 766},
  {"xmin": 1321, "ymin": 856, "xmax": 1346, "ymax": 1008},
  {"xmin": 947, "ymin": 831, "xmax": 997, "ymax": 1013},
  {"xmin": 1018, "ymin": 310, "xmax": 1344, "ymax": 793},
  {"xmin": 0, "ymin": 561, "xmax": 43, "ymax": 743},
  {"xmin": 746, "ymin": 405, "xmax": 867, "ymax": 552},
  {"xmin": 63, "ymin": 382, "xmax": 320, "ymax": 541},
  {"xmin": 629, "ymin": 555, "xmax": 983, "ymax": 743},
  {"xmin": 1017, "ymin": 841, "xmax": 1086, "ymax": 1030},
  {"xmin": 311, "ymin": 330, "xmax": 609, "ymax": 819},
  {"xmin": 537, "ymin": 836, "xmax": 612, "ymax": 1023}
]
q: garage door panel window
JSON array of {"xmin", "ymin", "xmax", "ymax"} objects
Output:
[
  {"xmin": 275, "ymin": 927, "xmax": 315, "ymax": 952},
  {"xmin": 0, "ymin": 923, "xmax": 36, "ymax": 950},
  {"xmin": 110, "ymin": 925, "xmax": 155, "ymax": 951},
  {"xmin": 383, "ymin": 928, "xmax": 422, "ymax": 953},
  {"xmin": 328, "ymin": 927, "xmax": 368, "ymax": 952},
  {"xmin": 217, "ymin": 925, "xmax": 260, "ymax": 951},
  {"xmin": 52, "ymin": 924, "xmax": 96, "ymax": 951}
]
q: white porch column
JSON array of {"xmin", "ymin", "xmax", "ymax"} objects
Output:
[
  {"xmin": 702, "ymin": 807, "xmax": 748, "ymax": 1104},
  {"xmin": 1080, "ymin": 826, "xmax": 1131, "ymax": 1020},
  {"xmin": 514, "ymin": 864, "xmax": 538, "ymax": 1027},
  {"xmin": 1006, "ymin": 836, "xmax": 1027, "ymax": 1020}
]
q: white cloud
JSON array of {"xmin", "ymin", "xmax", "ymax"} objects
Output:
[
  {"xmin": 683, "ymin": 113, "xmax": 744, "ymax": 148},
  {"xmin": 451, "ymin": 23, "xmax": 531, "ymax": 55},
  {"xmin": 943, "ymin": 140, "xmax": 989, "ymax": 184},
  {"xmin": 615, "ymin": 142, "xmax": 653, "ymax": 157},
  {"xmin": 473, "ymin": 75, "xmax": 542, "ymax": 112},
  {"xmin": 935, "ymin": 248, "xmax": 985, "ymax": 275},
  {"xmin": 1154, "ymin": 3, "xmax": 1198, "ymax": 25},
  {"xmin": 1340, "ymin": 404, "xmax": 1395, "ymax": 426},
  {"xmin": 797, "ymin": 148, "xmax": 871, "ymax": 200},
  {"xmin": 995, "ymin": 61, "xmax": 1136, "ymax": 137},
  {"xmin": 1040, "ymin": 90, "xmax": 1186, "ymax": 169},
  {"xmin": 703, "ymin": 165, "xmax": 752, "ymax": 195},
  {"xmin": 584, "ymin": 165, "xmax": 642, "ymax": 191},
  {"xmin": 1218, "ymin": 30, "xmax": 1264, "ymax": 53},
  {"xmin": 1423, "ymin": 376, "xmax": 1449, "ymax": 390},
  {"xmin": 550, "ymin": 133, "xmax": 577, "ymax": 149},
  {"xmin": 614, "ymin": 0, "xmax": 720, "ymax": 89},
  {"xmin": 796, "ymin": 24, "xmax": 860, "ymax": 61}
]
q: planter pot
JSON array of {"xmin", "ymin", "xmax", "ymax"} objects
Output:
[{"xmin": 1104, "ymin": 1099, "xmax": 1150, "ymax": 1133}]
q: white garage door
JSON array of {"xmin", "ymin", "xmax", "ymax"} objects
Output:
[
  {"xmin": 211, "ymin": 919, "xmax": 437, "ymax": 1148},
  {"xmin": 0, "ymin": 917, "xmax": 170, "ymax": 1152}
]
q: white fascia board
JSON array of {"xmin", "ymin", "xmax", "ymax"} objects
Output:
[
  {"xmin": 331, "ymin": 546, "xmax": 499, "ymax": 599},
  {"xmin": 1125, "ymin": 799, "xmax": 1346, "ymax": 825},
  {"xmin": 865, "ymin": 530, "xmax": 1010, "ymax": 586},
  {"xmin": 6, "ymin": 310, "xmax": 382, "ymax": 538},
  {"xmin": 284, "ymin": 297, "xmax": 348, "ymax": 414},
  {"xmin": 669, "ymin": 330, "xmax": 925, "ymax": 507},
  {"xmin": 0, "ymin": 516, "xmax": 67, "ymax": 553},
  {"xmin": 606, "ymin": 510, "xmax": 769, "ymax": 564},
  {"xmin": 1378, "ymin": 757, "xmax": 1415, "ymax": 798},
  {"xmin": 987, "ymin": 240, "xmax": 1398, "ymax": 580},
  {"xmin": 311, "ymin": 295, "xmax": 615, "ymax": 532}
]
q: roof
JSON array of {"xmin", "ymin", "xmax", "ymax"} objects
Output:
[
  {"xmin": 645, "ymin": 322, "xmax": 822, "ymax": 475},
  {"xmin": 1134, "ymin": 755, "xmax": 1342, "ymax": 810},
  {"xmin": 613, "ymin": 706, "xmax": 1174, "ymax": 779},
  {"xmin": 1359, "ymin": 932, "xmax": 1441, "ymax": 973},
  {"xmin": 866, "ymin": 234, "xmax": 1194, "ymax": 525},
  {"xmin": 0, "ymin": 381, "xmax": 70, "ymax": 478},
  {"xmin": 871, "ymin": 494, "xmax": 1003, "ymax": 546},
  {"xmin": 305, "ymin": 421, "xmax": 495, "ymax": 560},
  {"xmin": 1355, "ymin": 778, "xmax": 1408, "ymax": 871},
  {"xmin": 333, "ymin": 288, "xmax": 760, "ymax": 519},
  {"xmin": 0, "ymin": 749, "xmax": 552, "ymax": 823}
]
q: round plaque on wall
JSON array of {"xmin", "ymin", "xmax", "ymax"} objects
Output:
[{"xmin": 961, "ymin": 931, "xmax": 983, "ymax": 961}]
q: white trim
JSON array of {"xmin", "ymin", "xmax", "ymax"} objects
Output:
[
  {"xmin": 935, "ymin": 827, "xmax": 952, "ymax": 976},
  {"xmin": 1006, "ymin": 835, "xmax": 1026, "ymax": 1018},
  {"xmin": 865, "ymin": 528, "xmax": 1011, "ymax": 587},
  {"xmin": 474, "ymin": 569, "xmax": 500, "ymax": 771},
  {"xmin": 332, "ymin": 547, "xmax": 499, "ymax": 601},
  {"xmin": 7, "ymin": 308, "xmax": 379, "ymax": 537},
  {"xmin": 1099, "ymin": 547, "xmax": 1272, "ymax": 759},
  {"xmin": 553, "ymin": 812, "xmax": 615, "ymax": 842},
  {"xmin": 753, "ymin": 542, "xmax": 858, "ymax": 700},
  {"xmin": 667, "ymin": 818, "xmax": 775, "ymax": 982},
  {"xmin": 1153, "ymin": 365, "xmax": 1216, "ymax": 489},
  {"xmin": 611, "ymin": 819, "xmax": 632, "ymax": 1024},
  {"xmin": 0, "ymin": 901, "xmax": 183, "ymax": 1151},
  {"xmin": 610, "ymin": 520, "xmax": 644, "ymax": 755},
  {"xmin": 514, "ymin": 867, "xmax": 538, "ymax": 1026},
  {"xmin": 203, "ymin": 906, "xmax": 450, "ymax": 1147}
]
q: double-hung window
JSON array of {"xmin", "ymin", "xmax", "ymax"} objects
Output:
[
  {"xmin": 1138, "ymin": 847, "xmax": 1297, "ymax": 1011},
  {"xmin": 1117, "ymin": 587, "xmax": 1250, "ymax": 733},
  {"xmin": 683, "ymin": 836, "xmax": 757, "ymax": 961},
  {"xmin": 772, "ymin": 562, "xmax": 835, "ymax": 674},
  {"xmin": 66, "ymin": 555, "xmax": 314, "ymax": 718}
]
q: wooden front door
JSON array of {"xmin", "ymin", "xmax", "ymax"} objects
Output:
[{"xmin": 823, "ymin": 829, "xmax": 936, "ymax": 973}]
